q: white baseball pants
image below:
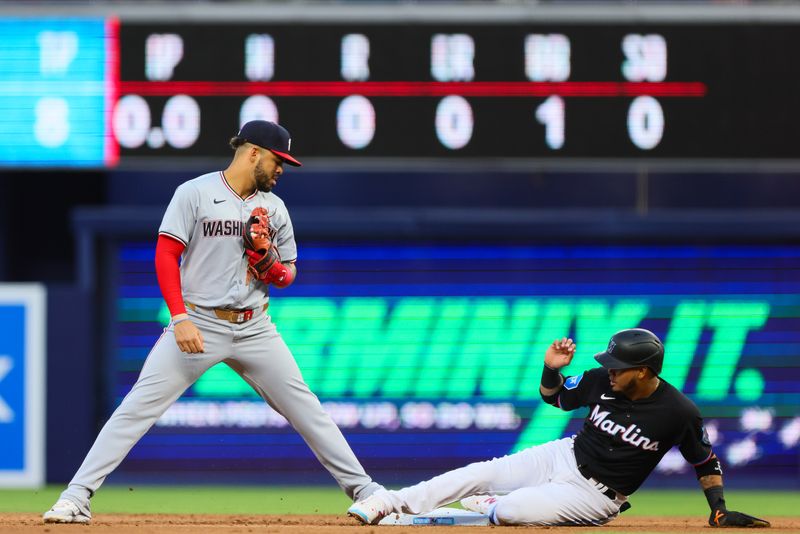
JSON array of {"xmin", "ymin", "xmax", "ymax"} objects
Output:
[{"xmin": 381, "ymin": 437, "xmax": 626, "ymax": 526}]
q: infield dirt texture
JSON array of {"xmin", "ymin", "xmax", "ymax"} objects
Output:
[
  {"xmin": 2, "ymin": 514, "xmax": 800, "ymax": 533},
  {"xmin": 1, "ymin": 487, "xmax": 798, "ymax": 533}
]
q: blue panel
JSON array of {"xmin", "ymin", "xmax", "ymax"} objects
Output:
[
  {"xmin": 0, "ymin": 18, "xmax": 110, "ymax": 167},
  {"xmin": 0, "ymin": 306, "xmax": 26, "ymax": 470},
  {"xmin": 110, "ymin": 242, "xmax": 800, "ymax": 486}
]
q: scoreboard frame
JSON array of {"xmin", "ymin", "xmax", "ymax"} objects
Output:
[{"xmin": 2, "ymin": 4, "xmax": 800, "ymax": 170}]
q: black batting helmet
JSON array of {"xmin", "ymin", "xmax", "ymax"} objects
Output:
[{"xmin": 593, "ymin": 328, "xmax": 664, "ymax": 375}]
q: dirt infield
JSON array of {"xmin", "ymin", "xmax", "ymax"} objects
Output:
[{"xmin": 2, "ymin": 514, "xmax": 798, "ymax": 533}]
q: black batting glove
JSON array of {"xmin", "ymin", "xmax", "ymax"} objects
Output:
[{"xmin": 709, "ymin": 508, "xmax": 771, "ymax": 528}]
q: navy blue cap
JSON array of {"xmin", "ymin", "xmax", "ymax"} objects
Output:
[{"xmin": 237, "ymin": 120, "xmax": 302, "ymax": 166}]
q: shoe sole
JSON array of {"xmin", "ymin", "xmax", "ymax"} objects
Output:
[{"xmin": 347, "ymin": 510, "xmax": 371, "ymax": 525}]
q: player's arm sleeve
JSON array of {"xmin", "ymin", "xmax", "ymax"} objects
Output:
[
  {"xmin": 155, "ymin": 234, "xmax": 187, "ymax": 317},
  {"xmin": 677, "ymin": 404, "xmax": 718, "ymax": 476},
  {"xmin": 541, "ymin": 368, "xmax": 601, "ymax": 411},
  {"xmin": 158, "ymin": 182, "xmax": 199, "ymax": 246}
]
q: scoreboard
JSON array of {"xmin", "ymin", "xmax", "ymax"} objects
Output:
[
  {"xmin": 115, "ymin": 23, "xmax": 796, "ymax": 161},
  {"xmin": 1, "ymin": 10, "xmax": 799, "ymax": 167}
]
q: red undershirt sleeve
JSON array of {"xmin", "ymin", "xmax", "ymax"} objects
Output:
[{"xmin": 155, "ymin": 234, "xmax": 187, "ymax": 317}]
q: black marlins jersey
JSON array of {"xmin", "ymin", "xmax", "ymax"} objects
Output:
[{"xmin": 553, "ymin": 368, "xmax": 713, "ymax": 496}]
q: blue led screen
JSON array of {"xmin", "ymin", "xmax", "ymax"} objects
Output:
[
  {"xmin": 111, "ymin": 243, "xmax": 800, "ymax": 487},
  {"xmin": 0, "ymin": 18, "xmax": 115, "ymax": 167}
]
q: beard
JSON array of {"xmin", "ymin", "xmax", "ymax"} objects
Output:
[
  {"xmin": 615, "ymin": 377, "xmax": 639, "ymax": 398},
  {"xmin": 254, "ymin": 165, "xmax": 272, "ymax": 192}
]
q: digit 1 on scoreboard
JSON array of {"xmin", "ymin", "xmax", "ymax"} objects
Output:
[{"xmin": 535, "ymin": 96, "xmax": 565, "ymax": 150}]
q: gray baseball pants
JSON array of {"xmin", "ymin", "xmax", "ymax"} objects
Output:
[{"xmin": 60, "ymin": 307, "xmax": 380, "ymax": 516}]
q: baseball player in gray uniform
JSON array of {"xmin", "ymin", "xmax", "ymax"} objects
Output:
[{"xmin": 43, "ymin": 120, "xmax": 383, "ymax": 524}]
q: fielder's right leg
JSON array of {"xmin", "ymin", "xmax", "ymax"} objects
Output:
[{"xmin": 229, "ymin": 315, "xmax": 382, "ymax": 501}]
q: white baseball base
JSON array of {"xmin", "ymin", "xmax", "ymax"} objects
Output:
[{"xmin": 378, "ymin": 507, "xmax": 491, "ymax": 526}]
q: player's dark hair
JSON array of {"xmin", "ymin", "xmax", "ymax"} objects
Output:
[{"xmin": 229, "ymin": 136, "xmax": 248, "ymax": 150}]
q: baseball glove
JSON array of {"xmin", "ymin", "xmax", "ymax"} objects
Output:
[
  {"xmin": 246, "ymin": 247, "xmax": 281, "ymax": 281},
  {"xmin": 243, "ymin": 207, "xmax": 272, "ymax": 255},
  {"xmin": 709, "ymin": 508, "xmax": 770, "ymax": 528},
  {"xmin": 243, "ymin": 207, "xmax": 278, "ymax": 283}
]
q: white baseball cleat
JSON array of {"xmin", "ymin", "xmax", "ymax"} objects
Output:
[
  {"xmin": 347, "ymin": 494, "xmax": 391, "ymax": 525},
  {"xmin": 459, "ymin": 494, "xmax": 499, "ymax": 515},
  {"xmin": 353, "ymin": 481, "xmax": 385, "ymax": 502},
  {"xmin": 42, "ymin": 499, "xmax": 91, "ymax": 524}
]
